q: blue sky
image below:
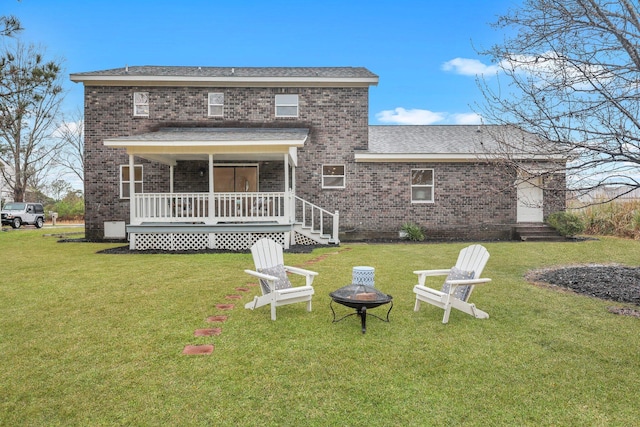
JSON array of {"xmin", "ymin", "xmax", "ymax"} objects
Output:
[{"xmin": 4, "ymin": 0, "xmax": 517, "ymax": 125}]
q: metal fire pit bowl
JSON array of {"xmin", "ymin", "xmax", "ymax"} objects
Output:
[{"xmin": 329, "ymin": 284, "xmax": 393, "ymax": 334}]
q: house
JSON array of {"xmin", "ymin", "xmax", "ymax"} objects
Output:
[
  {"xmin": 69, "ymin": 66, "xmax": 565, "ymax": 250},
  {"xmin": 0, "ymin": 159, "xmax": 14, "ymax": 206}
]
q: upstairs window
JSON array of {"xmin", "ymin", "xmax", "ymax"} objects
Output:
[
  {"xmin": 411, "ymin": 169, "xmax": 434, "ymax": 203},
  {"xmin": 275, "ymin": 94, "xmax": 298, "ymax": 117},
  {"xmin": 120, "ymin": 165, "xmax": 143, "ymax": 199},
  {"xmin": 208, "ymin": 92, "xmax": 224, "ymax": 117},
  {"xmin": 322, "ymin": 165, "xmax": 345, "ymax": 189},
  {"xmin": 133, "ymin": 92, "xmax": 149, "ymax": 117}
]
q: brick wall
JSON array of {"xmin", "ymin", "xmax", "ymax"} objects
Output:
[
  {"xmin": 83, "ymin": 83, "xmax": 563, "ymax": 242},
  {"xmin": 83, "ymin": 85, "xmax": 369, "ymax": 240},
  {"xmin": 332, "ymin": 161, "xmax": 518, "ymax": 241}
]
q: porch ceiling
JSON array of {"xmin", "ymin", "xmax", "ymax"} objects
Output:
[{"xmin": 104, "ymin": 127, "xmax": 308, "ymax": 165}]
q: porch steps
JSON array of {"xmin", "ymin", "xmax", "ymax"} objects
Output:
[
  {"xmin": 513, "ymin": 223, "xmax": 566, "ymax": 242},
  {"xmin": 293, "ymin": 223, "xmax": 335, "ymax": 245}
]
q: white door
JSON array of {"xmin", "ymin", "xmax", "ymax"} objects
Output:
[{"xmin": 517, "ymin": 177, "xmax": 544, "ymax": 223}]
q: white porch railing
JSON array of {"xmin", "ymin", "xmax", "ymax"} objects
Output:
[
  {"xmin": 132, "ymin": 192, "xmax": 288, "ymax": 224},
  {"xmin": 133, "ymin": 192, "xmax": 210, "ymax": 223},
  {"xmin": 131, "ymin": 192, "xmax": 340, "ymax": 243},
  {"xmin": 293, "ymin": 195, "xmax": 340, "ymax": 243},
  {"xmin": 213, "ymin": 192, "xmax": 287, "ymax": 223}
]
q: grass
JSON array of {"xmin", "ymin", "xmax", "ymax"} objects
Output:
[{"xmin": 1, "ymin": 227, "xmax": 640, "ymax": 426}]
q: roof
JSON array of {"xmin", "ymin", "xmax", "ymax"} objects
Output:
[
  {"xmin": 106, "ymin": 127, "xmax": 308, "ymax": 144},
  {"xmin": 360, "ymin": 125, "xmax": 561, "ymax": 162},
  {"xmin": 70, "ymin": 66, "xmax": 379, "ymax": 87},
  {"xmin": 104, "ymin": 127, "xmax": 309, "ymax": 165}
]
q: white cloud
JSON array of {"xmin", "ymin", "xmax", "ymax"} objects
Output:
[
  {"xmin": 52, "ymin": 119, "xmax": 83, "ymax": 138},
  {"xmin": 375, "ymin": 108, "xmax": 483, "ymax": 125},
  {"xmin": 442, "ymin": 58, "xmax": 500, "ymax": 76},
  {"xmin": 376, "ymin": 107, "xmax": 445, "ymax": 125},
  {"xmin": 451, "ymin": 112, "xmax": 482, "ymax": 125}
]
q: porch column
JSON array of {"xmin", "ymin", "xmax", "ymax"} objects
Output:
[
  {"xmin": 291, "ymin": 157, "xmax": 296, "ymax": 193},
  {"xmin": 208, "ymin": 154, "xmax": 214, "ymax": 225},
  {"xmin": 284, "ymin": 153, "xmax": 289, "ymax": 193},
  {"xmin": 284, "ymin": 153, "xmax": 296, "ymax": 245},
  {"xmin": 284, "ymin": 153, "xmax": 292, "ymax": 225},
  {"xmin": 169, "ymin": 165, "xmax": 174, "ymax": 193},
  {"xmin": 129, "ymin": 154, "xmax": 135, "ymax": 225}
]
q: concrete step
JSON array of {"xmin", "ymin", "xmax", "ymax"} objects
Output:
[{"xmin": 513, "ymin": 223, "xmax": 567, "ymax": 242}]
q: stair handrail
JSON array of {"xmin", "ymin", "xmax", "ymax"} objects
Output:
[{"xmin": 293, "ymin": 195, "xmax": 339, "ymax": 243}]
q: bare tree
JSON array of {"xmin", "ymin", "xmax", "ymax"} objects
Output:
[
  {"xmin": 478, "ymin": 0, "xmax": 640, "ymax": 203},
  {"xmin": 0, "ymin": 41, "xmax": 65, "ymax": 202},
  {"xmin": 0, "ymin": 15, "xmax": 22, "ymax": 38},
  {"xmin": 55, "ymin": 108, "xmax": 84, "ymax": 183}
]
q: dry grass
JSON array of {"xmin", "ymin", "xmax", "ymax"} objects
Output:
[{"xmin": 571, "ymin": 199, "xmax": 640, "ymax": 239}]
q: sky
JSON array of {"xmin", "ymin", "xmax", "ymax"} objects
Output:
[{"xmin": 3, "ymin": 0, "xmax": 519, "ymax": 126}]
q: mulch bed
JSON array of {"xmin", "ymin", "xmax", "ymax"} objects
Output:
[
  {"xmin": 528, "ymin": 264, "xmax": 640, "ymax": 317},
  {"xmin": 96, "ymin": 243, "xmax": 322, "ymax": 254}
]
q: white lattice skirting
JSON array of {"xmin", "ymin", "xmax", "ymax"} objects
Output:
[{"xmin": 130, "ymin": 232, "xmax": 297, "ymax": 251}]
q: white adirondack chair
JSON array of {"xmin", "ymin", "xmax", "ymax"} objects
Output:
[
  {"xmin": 413, "ymin": 244, "xmax": 492, "ymax": 324},
  {"xmin": 244, "ymin": 238, "xmax": 318, "ymax": 320}
]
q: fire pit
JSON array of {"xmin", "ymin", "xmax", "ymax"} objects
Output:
[{"xmin": 329, "ymin": 284, "xmax": 393, "ymax": 333}]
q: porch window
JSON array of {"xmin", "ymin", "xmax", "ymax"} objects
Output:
[
  {"xmin": 208, "ymin": 92, "xmax": 224, "ymax": 117},
  {"xmin": 133, "ymin": 92, "xmax": 149, "ymax": 117},
  {"xmin": 275, "ymin": 94, "xmax": 298, "ymax": 117},
  {"xmin": 120, "ymin": 165, "xmax": 143, "ymax": 199},
  {"xmin": 322, "ymin": 165, "xmax": 345, "ymax": 189},
  {"xmin": 411, "ymin": 169, "xmax": 434, "ymax": 203}
]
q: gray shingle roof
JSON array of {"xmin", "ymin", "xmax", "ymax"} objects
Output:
[
  {"xmin": 71, "ymin": 66, "xmax": 378, "ymax": 80},
  {"xmin": 367, "ymin": 125, "xmax": 537, "ymax": 155}
]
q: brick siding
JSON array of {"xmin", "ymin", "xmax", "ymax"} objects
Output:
[{"xmin": 83, "ymin": 84, "xmax": 564, "ymax": 242}]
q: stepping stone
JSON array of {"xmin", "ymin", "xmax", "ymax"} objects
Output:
[
  {"xmin": 246, "ymin": 282, "xmax": 259, "ymax": 287},
  {"xmin": 206, "ymin": 315, "xmax": 228, "ymax": 323},
  {"xmin": 182, "ymin": 344, "xmax": 214, "ymax": 355},
  {"xmin": 194, "ymin": 328, "xmax": 222, "ymax": 337},
  {"xmin": 235, "ymin": 287, "xmax": 250, "ymax": 292},
  {"xmin": 225, "ymin": 295, "xmax": 242, "ymax": 300},
  {"xmin": 215, "ymin": 304, "xmax": 234, "ymax": 310}
]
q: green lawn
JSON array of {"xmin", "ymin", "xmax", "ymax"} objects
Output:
[{"xmin": 1, "ymin": 228, "xmax": 639, "ymax": 426}]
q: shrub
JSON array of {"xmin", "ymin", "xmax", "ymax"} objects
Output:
[
  {"xmin": 547, "ymin": 211, "xmax": 585, "ymax": 237},
  {"xmin": 401, "ymin": 222, "xmax": 425, "ymax": 241}
]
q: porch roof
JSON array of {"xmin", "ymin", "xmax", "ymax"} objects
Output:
[{"xmin": 104, "ymin": 127, "xmax": 308, "ymax": 165}]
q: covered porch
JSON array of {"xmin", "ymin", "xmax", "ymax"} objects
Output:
[{"xmin": 106, "ymin": 128, "xmax": 339, "ymax": 250}]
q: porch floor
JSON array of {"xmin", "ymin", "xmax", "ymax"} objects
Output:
[{"xmin": 127, "ymin": 221, "xmax": 291, "ymax": 234}]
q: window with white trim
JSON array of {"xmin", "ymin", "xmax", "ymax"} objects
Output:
[
  {"xmin": 133, "ymin": 92, "xmax": 149, "ymax": 117},
  {"xmin": 120, "ymin": 165, "xmax": 143, "ymax": 199},
  {"xmin": 411, "ymin": 169, "xmax": 434, "ymax": 203},
  {"xmin": 275, "ymin": 94, "xmax": 298, "ymax": 117},
  {"xmin": 322, "ymin": 165, "xmax": 345, "ymax": 189},
  {"xmin": 208, "ymin": 92, "xmax": 224, "ymax": 117}
]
